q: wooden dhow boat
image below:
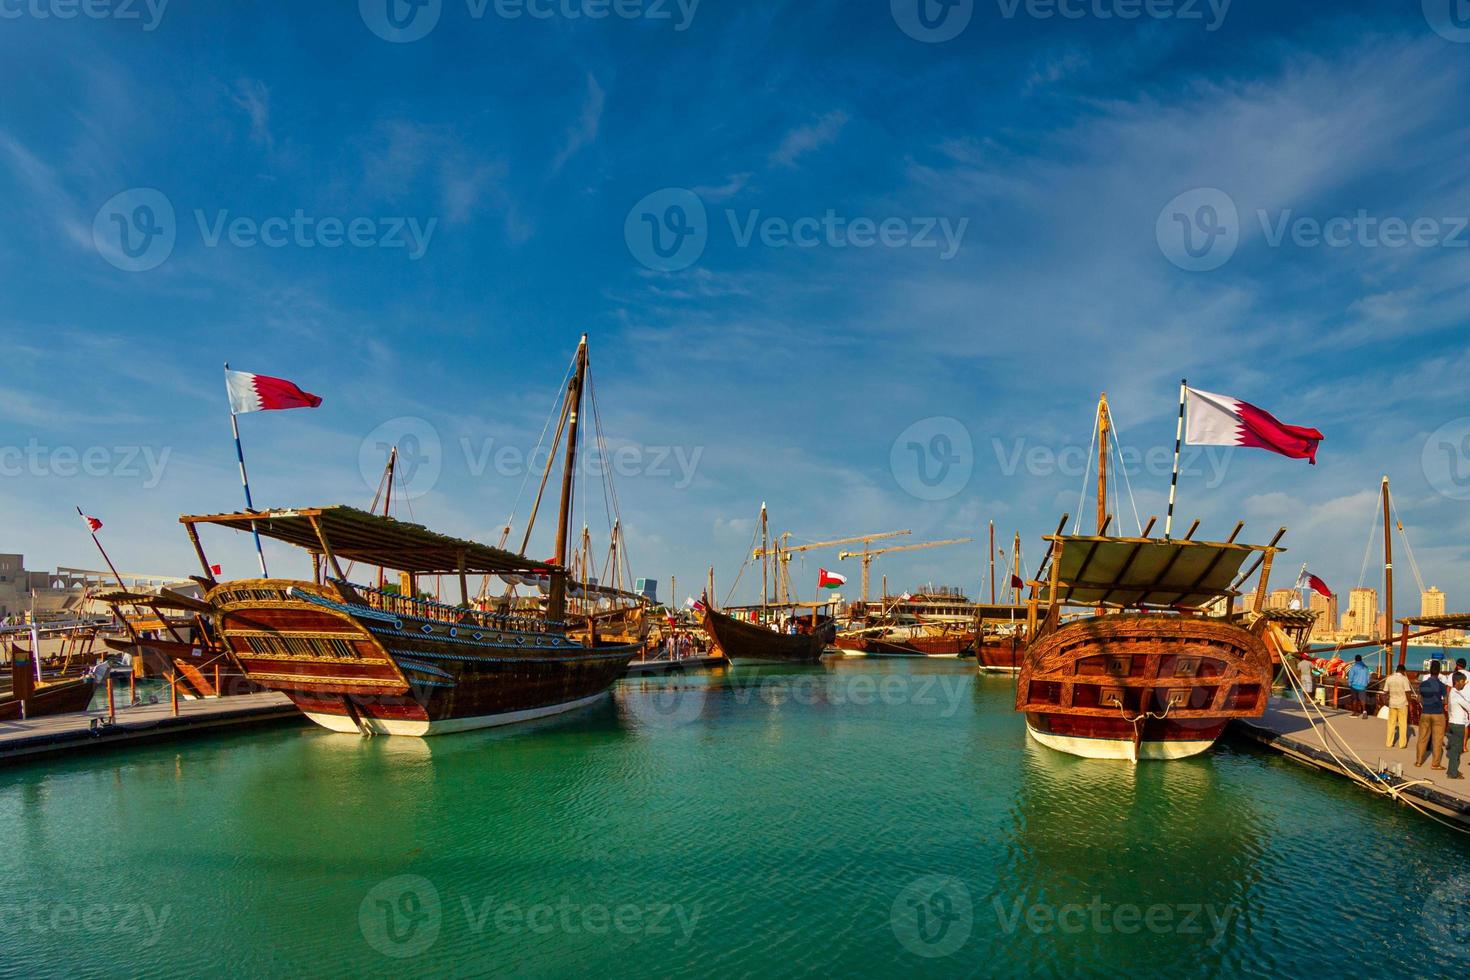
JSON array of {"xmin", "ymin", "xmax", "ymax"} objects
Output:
[
  {"xmin": 1015, "ymin": 396, "xmax": 1282, "ymax": 762},
  {"xmin": 179, "ymin": 336, "xmax": 645, "ymax": 736},
  {"xmin": 700, "ymin": 600, "xmax": 835, "ymax": 666},
  {"xmin": 699, "ymin": 504, "xmax": 839, "ymax": 665},
  {"xmin": 0, "ymin": 639, "xmax": 98, "ymax": 720}
]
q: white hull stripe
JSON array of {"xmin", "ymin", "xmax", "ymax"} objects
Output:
[
  {"xmin": 302, "ymin": 691, "xmax": 610, "ymax": 737},
  {"xmin": 1025, "ymin": 722, "xmax": 1217, "ymax": 762}
]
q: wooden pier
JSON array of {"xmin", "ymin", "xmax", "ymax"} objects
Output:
[
  {"xmin": 1232, "ymin": 697, "xmax": 1470, "ymax": 829},
  {"xmin": 0, "ymin": 692, "xmax": 302, "ymax": 767}
]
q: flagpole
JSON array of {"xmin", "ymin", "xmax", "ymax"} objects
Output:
[
  {"xmin": 1164, "ymin": 378, "xmax": 1186, "ymax": 540},
  {"xmin": 226, "ymin": 362, "xmax": 268, "ymax": 576},
  {"xmin": 77, "ymin": 507, "xmax": 126, "ymax": 589}
]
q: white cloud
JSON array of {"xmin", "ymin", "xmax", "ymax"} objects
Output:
[{"xmin": 770, "ymin": 110, "xmax": 848, "ymax": 168}]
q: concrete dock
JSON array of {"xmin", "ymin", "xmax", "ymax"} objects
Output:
[
  {"xmin": 0, "ymin": 692, "xmax": 302, "ymax": 767},
  {"xmin": 1232, "ymin": 697, "xmax": 1470, "ymax": 828}
]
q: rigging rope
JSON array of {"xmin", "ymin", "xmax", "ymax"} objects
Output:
[
  {"xmin": 1103, "ymin": 403, "xmax": 1145, "ymax": 535},
  {"xmin": 1072, "ymin": 403, "xmax": 1100, "ymax": 535}
]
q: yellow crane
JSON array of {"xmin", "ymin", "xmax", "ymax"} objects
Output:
[
  {"xmin": 753, "ymin": 529, "xmax": 910, "ymax": 603},
  {"xmin": 837, "ymin": 537, "xmax": 973, "ymax": 603}
]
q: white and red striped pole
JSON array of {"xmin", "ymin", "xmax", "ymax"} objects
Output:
[
  {"xmin": 225, "ymin": 362, "xmax": 268, "ymax": 576},
  {"xmin": 1165, "ymin": 379, "xmax": 1186, "ymax": 540}
]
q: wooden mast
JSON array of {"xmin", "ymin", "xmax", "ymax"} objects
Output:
[
  {"xmin": 760, "ymin": 503, "xmax": 769, "ymax": 618},
  {"xmin": 547, "ymin": 335, "xmax": 588, "ymax": 626},
  {"xmin": 1382, "ymin": 475, "xmax": 1393, "ymax": 674},
  {"xmin": 377, "ymin": 447, "xmax": 396, "ymax": 590},
  {"xmin": 988, "ymin": 520, "xmax": 996, "ymax": 603},
  {"xmin": 1096, "ymin": 394, "xmax": 1110, "ymax": 535},
  {"xmin": 1097, "ymin": 394, "xmax": 1110, "ymax": 616},
  {"xmin": 1012, "ymin": 532, "xmax": 1022, "ymax": 603}
]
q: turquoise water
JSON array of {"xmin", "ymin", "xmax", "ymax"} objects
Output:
[{"xmin": 3, "ymin": 659, "xmax": 1467, "ymax": 978}]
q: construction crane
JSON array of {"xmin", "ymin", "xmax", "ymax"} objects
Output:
[
  {"xmin": 753, "ymin": 529, "xmax": 910, "ymax": 603},
  {"xmin": 837, "ymin": 537, "xmax": 973, "ymax": 603}
]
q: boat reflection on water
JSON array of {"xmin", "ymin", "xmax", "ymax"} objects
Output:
[{"xmin": 977, "ymin": 742, "xmax": 1267, "ymax": 973}]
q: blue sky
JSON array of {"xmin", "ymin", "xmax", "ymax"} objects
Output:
[{"xmin": 3, "ymin": 1, "xmax": 1469, "ymax": 614}]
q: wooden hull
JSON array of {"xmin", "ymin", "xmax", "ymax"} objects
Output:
[
  {"xmin": 1015, "ymin": 614, "xmax": 1271, "ymax": 762},
  {"xmin": 207, "ymin": 580, "xmax": 640, "ymax": 737},
  {"xmin": 835, "ymin": 632, "xmax": 973, "ymax": 658},
  {"xmin": 701, "ymin": 607, "xmax": 831, "ymax": 665},
  {"xmin": 0, "ymin": 676, "xmax": 97, "ymax": 721},
  {"xmin": 976, "ymin": 635, "xmax": 1023, "ymax": 672}
]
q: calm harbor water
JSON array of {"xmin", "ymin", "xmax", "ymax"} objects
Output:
[{"xmin": 4, "ymin": 659, "xmax": 1468, "ymax": 978}]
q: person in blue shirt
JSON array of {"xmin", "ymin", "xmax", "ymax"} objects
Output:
[
  {"xmin": 1346, "ymin": 655, "xmax": 1373, "ymax": 718},
  {"xmin": 1416, "ymin": 661, "xmax": 1450, "ymax": 770}
]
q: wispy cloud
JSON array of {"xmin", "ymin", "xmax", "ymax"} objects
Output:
[
  {"xmin": 231, "ymin": 78, "xmax": 272, "ymax": 149},
  {"xmin": 769, "ymin": 110, "xmax": 848, "ymax": 168},
  {"xmin": 549, "ymin": 73, "xmax": 604, "ymax": 176}
]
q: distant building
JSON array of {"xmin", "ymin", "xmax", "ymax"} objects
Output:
[
  {"xmin": 1266, "ymin": 588, "xmax": 1298, "ymax": 610},
  {"xmin": 1422, "ymin": 586, "xmax": 1458, "ymax": 639},
  {"xmin": 1343, "ymin": 587, "xmax": 1379, "ymax": 640},
  {"xmin": 1308, "ymin": 590, "xmax": 1338, "ymax": 640}
]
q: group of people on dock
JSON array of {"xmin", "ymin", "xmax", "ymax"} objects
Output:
[{"xmin": 1298, "ymin": 656, "xmax": 1470, "ymax": 779}]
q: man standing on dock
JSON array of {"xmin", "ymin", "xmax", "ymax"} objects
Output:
[
  {"xmin": 1446, "ymin": 673, "xmax": 1470, "ymax": 781},
  {"xmin": 1382, "ymin": 665, "xmax": 1412, "ymax": 749},
  {"xmin": 1415, "ymin": 661, "xmax": 1449, "ymax": 770},
  {"xmin": 1297, "ymin": 656, "xmax": 1315, "ymax": 701},
  {"xmin": 1346, "ymin": 656, "xmax": 1372, "ymax": 718}
]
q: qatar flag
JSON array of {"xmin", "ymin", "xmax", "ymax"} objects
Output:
[
  {"xmin": 1296, "ymin": 569, "xmax": 1332, "ymax": 599},
  {"xmin": 226, "ymin": 369, "xmax": 323, "ymax": 414},
  {"xmin": 1185, "ymin": 387, "xmax": 1323, "ymax": 464}
]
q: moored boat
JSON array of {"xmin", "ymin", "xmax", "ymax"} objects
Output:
[
  {"xmin": 180, "ymin": 336, "xmax": 645, "ymax": 737},
  {"xmin": 1015, "ymin": 394, "xmax": 1281, "ymax": 761},
  {"xmin": 700, "ymin": 602, "xmax": 834, "ymax": 666}
]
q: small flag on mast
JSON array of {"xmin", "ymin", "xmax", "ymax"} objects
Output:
[
  {"xmin": 818, "ymin": 569, "xmax": 847, "ymax": 590},
  {"xmin": 81, "ymin": 514, "xmax": 103, "ymax": 532}
]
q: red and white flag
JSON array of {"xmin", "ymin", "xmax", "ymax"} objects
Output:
[
  {"xmin": 81, "ymin": 514, "xmax": 103, "ymax": 532},
  {"xmin": 818, "ymin": 569, "xmax": 847, "ymax": 590},
  {"xmin": 210, "ymin": 563, "xmax": 223, "ymax": 575},
  {"xmin": 1296, "ymin": 569, "xmax": 1332, "ymax": 599},
  {"xmin": 225, "ymin": 369, "xmax": 323, "ymax": 414},
  {"xmin": 1185, "ymin": 387, "xmax": 1323, "ymax": 464}
]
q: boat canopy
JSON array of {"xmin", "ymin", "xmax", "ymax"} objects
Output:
[
  {"xmin": 179, "ymin": 506, "xmax": 557, "ymax": 576},
  {"xmin": 1035, "ymin": 535, "xmax": 1280, "ymax": 610},
  {"xmin": 1403, "ymin": 613, "xmax": 1470, "ymax": 629}
]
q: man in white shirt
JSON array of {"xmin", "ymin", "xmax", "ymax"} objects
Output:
[
  {"xmin": 1296, "ymin": 657, "xmax": 1315, "ymax": 699},
  {"xmin": 1381, "ymin": 665, "xmax": 1412, "ymax": 749},
  {"xmin": 1445, "ymin": 673, "xmax": 1470, "ymax": 780}
]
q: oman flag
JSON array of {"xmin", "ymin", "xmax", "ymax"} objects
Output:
[
  {"xmin": 817, "ymin": 569, "xmax": 847, "ymax": 590},
  {"xmin": 226, "ymin": 369, "xmax": 323, "ymax": 414},
  {"xmin": 1185, "ymin": 387, "xmax": 1323, "ymax": 464}
]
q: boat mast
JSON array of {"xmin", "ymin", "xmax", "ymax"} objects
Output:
[
  {"xmin": 760, "ymin": 502, "xmax": 769, "ymax": 617},
  {"xmin": 1382, "ymin": 475, "xmax": 1393, "ymax": 673},
  {"xmin": 378, "ymin": 447, "xmax": 396, "ymax": 590},
  {"xmin": 547, "ymin": 335, "xmax": 588, "ymax": 626},
  {"xmin": 1012, "ymin": 532, "xmax": 1022, "ymax": 603},
  {"xmin": 1097, "ymin": 393, "xmax": 1110, "ymax": 535},
  {"xmin": 988, "ymin": 520, "xmax": 996, "ymax": 603},
  {"xmin": 1097, "ymin": 394, "xmax": 1110, "ymax": 616}
]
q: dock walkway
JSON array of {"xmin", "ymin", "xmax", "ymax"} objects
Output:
[
  {"xmin": 0, "ymin": 692, "xmax": 301, "ymax": 767},
  {"xmin": 1232, "ymin": 697, "xmax": 1470, "ymax": 829}
]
